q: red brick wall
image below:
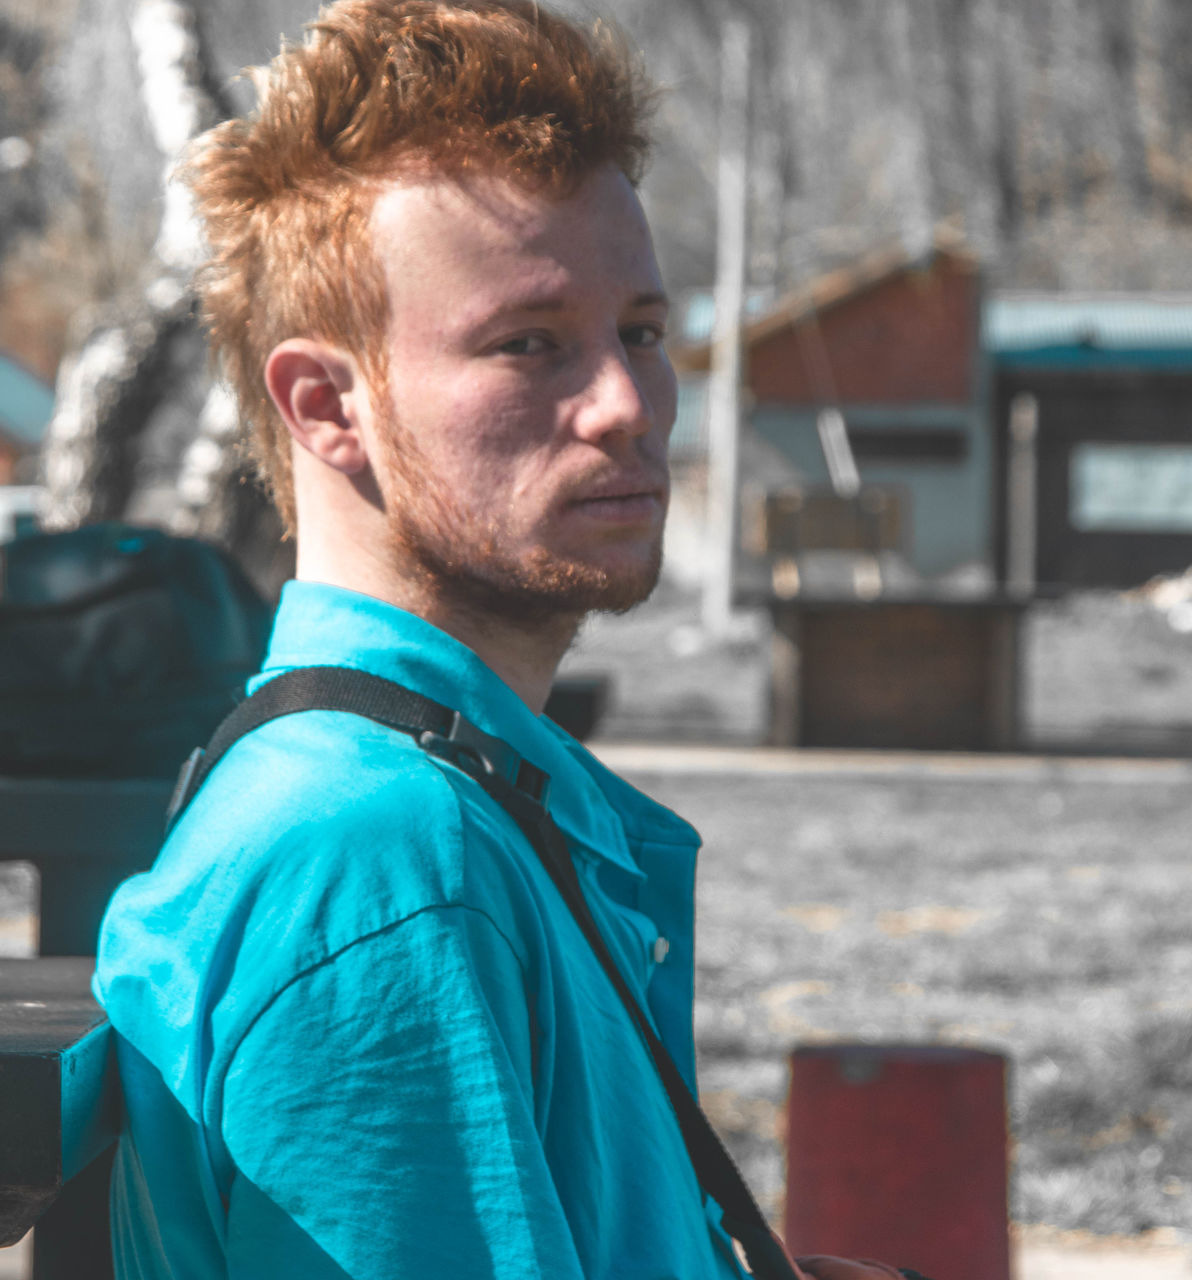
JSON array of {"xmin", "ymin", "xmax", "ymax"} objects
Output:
[{"xmin": 748, "ymin": 256, "xmax": 979, "ymax": 406}]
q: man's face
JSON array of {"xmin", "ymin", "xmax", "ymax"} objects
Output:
[{"xmin": 367, "ymin": 164, "xmax": 676, "ymax": 626}]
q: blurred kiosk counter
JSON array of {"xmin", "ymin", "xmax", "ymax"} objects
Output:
[{"xmin": 767, "ymin": 593, "xmax": 1029, "ymax": 752}]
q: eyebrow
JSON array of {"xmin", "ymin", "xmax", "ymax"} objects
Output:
[
  {"xmin": 502, "ymin": 290, "xmax": 669, "ymax": 313},
  {"xmin": 465, "ymin": 288, "xmax": 671, "ymax": 334}
]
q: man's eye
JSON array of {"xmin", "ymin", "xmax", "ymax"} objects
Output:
[
  {"xmin": 622, "ymin": 323, "xmax": 665, "ymax": 349},
  {"xmin": 497, "ymin": 334, "xmax": 552, "ymax": 356}
]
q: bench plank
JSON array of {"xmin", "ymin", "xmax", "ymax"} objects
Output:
[{"xmin": 0, "ymin": 958, "xmax": 117, "ymax": 1248}]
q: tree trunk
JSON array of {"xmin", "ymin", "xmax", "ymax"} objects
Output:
[{"xmin": 36, "ymin": 0, "xmax": 292, "ymax": 593}]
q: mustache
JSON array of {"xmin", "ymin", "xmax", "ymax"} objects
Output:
[{"xmin": 559, "ymin": 461, "xmax": 670, "ymax": 505}]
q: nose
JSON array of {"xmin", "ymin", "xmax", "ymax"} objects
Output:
[{"xmin": 571, "ymin": 348, "xmax": 659, "ymax": 444}]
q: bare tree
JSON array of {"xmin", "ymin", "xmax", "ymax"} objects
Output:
[
  {"xmin": 32, "ymin": 0, "xmax": 295, "ymax": 590},
  {"xmin": 41, "ymin": 0, "xmax": 218, "ymax": 524}
]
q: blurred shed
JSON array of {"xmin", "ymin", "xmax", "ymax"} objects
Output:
[
  {"xmin": 670, "ymin": 233, "xmax": 991, "ymax": 597},
  {"xmin": 989, "ymin": 294, "xmax": 1192, "ymax": 589}
]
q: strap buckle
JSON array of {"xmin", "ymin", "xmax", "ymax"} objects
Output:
[
  {"xmin": 165, "ymin": 746, "xmax": 206, "ymax": 833},
  {"xmin": 419, "ymin": 712, "xmax": 551, "ymax": 805}
]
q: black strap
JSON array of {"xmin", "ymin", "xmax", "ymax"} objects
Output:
[
  {"xmin": 166, "ymin": 666, "xmax": 551, "ymax": 830},
  {"xmin": 169, "ymin": 666, "xmax": 794, "ymax": 1278},
  {"xmin": 471, "ymin": 769, "xmax": 782, "ymax": 1257}
]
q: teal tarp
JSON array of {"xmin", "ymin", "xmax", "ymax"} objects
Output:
[{"xmin": 0, "ymin": 354, "xmax": 53, "ymax": 446}]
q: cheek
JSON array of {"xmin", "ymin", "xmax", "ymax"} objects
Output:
[
  {"xmin": 395, "ymin": 363, "xmax": 561, "ymax": 505},
  {"xmin": 438, "ymin": 386, "xmax": 557, "ymax": 476},
  {"xmin": 421, "ymin": 413, "xmax": 551, "ymax": 512}
]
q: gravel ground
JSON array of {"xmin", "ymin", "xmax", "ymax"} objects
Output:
[{"xmin": 605, "ymin": 754, "xmax": 1192, "ymax": 1239}]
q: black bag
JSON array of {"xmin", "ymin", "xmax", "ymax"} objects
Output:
[{"xmin": 0, "ymin": 523, "xmax": 271, "ymax": 779}]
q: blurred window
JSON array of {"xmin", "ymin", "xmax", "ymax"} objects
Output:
[
  {"xmin": 1070, "ymin": 443, "xmax": 1192, "ymax": 531},
  {"xmin": 847, "ymin": 427, "xmax": 968, "ymax": 464}
]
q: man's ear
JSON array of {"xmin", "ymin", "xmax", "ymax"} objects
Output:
[{"xmin": 264, "ymin": 339, "xmax": 372, "ymax": 476}]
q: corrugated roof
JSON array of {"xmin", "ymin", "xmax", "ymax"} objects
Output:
[
  {"xmin": 986, "ymin": 294, "xmax": 1192, "ymax": 353},
  {"xmin": 0, "ymin": 355, "xmax": 53, "ymax": 447}
]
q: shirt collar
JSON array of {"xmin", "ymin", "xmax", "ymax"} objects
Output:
[{"xmin": 255, "ymin": 581, "xmax": 695, "ymax": 875}]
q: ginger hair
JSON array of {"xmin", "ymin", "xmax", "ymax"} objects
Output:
[{"xmin": 183, "ymin": 0, "xmax": 655, "ymax": 530}]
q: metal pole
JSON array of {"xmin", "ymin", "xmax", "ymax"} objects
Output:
[
  {"xmin": 1006, "ymin": 392, "xmax": 1038, "ymax": 596},
  {"xmin": 702, "ymin": 18, "xmax": 750, "ymax": 636},
  {"xmin": 815, "ymin": 408, "xmax": 861, "ymax": 499}
]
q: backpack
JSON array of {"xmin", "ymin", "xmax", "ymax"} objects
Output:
[{"xmin": 0, "ymin": 523, "xmax": 271, "ymax": 779}]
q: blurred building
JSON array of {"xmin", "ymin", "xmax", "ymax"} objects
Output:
[
  {"xmin": 665, "ymin": 253, "xmax": 1192, "ymax": 747},
  {"xmin": 670, "ymin": 234, "xmax": 990, "ymax": 599},
  {"xmin": 988, "ymin": 295, "xmax": 1192, "ymax": 589},
  {"xmin": 671, "ymin": 258, "xmax": 1192, "ymax": 599}
]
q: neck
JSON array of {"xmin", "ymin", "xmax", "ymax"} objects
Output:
[
  {"xmin": 417, "ymin": 595, "xmax": 581, "ymax": 713},
  {"xmin": 295, "ymin": 536, "xmax": 579, "ymax": 714}
]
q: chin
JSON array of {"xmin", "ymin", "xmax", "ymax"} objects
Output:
[
  {"xmin": 529, "ymin": 539, "xmax": 664, "ymax": 614},
  {"xmin": 416, "ymin": 541, "xmax": 663, "ymax": 627},
  {"xmin": 386, "ymin": 492, "xmax": 664, "ymax": 625},
  {"xmin": 567, "ymin": 571, "xmax": 660, "ymax": 618}
]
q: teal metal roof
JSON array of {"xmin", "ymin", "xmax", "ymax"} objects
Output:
[
  {"xmin": 986, "ymin": 295, "xmax": 1192, "ymax": 367},
  {"xmin": 0, "ymin": 355, "xmax": 53, "ymax": 447}
]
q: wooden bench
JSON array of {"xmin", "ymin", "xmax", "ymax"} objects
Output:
[
  {"xmin": 0, "ymin": 958, "xmax": 117, "ymax": 1279},
  {"xmin": 1, "ymin": 778, "xmax": 170, "ymax": 1278}
]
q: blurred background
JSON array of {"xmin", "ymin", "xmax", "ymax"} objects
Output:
[{"xmin": 2, "ymin": 0, "xmax": 1192, "ymax": 1274}]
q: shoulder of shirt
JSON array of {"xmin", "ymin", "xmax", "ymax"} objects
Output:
[
  {"xmin": 96, "ymin": 706, "xmax": 548, "ymax": 1117},
  {"xmin": 99, "ymin": 706, "xmax": 540, "ymax": 1015},
  {"xmin": 184, "ymin": 704, "xmax": 533, "ymax": 893}
]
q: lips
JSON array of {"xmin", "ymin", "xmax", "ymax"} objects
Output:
[
  {"xmin": 575, "ymin": 492, "xmax": 662, "ymax": 520},
  {"xmin": 566, "ymin": 476, "xmax": 668, "ymax": 524},
  {"xmin": 567, "ymin": 471, "xmax": 668, "ymax": 506},
  {"xmin": 576, "ymin": 486, "xmax": 664, "ymax": 506}
]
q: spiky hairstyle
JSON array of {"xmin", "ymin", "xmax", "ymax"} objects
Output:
[{"xmin": 183, "ymin": 0, "xmax": 654, "ymax": 529}]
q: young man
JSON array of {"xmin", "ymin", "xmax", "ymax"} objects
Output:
[{"xmin": 95, "ymin": 3, "xmax": 903, "ymax": 1277}]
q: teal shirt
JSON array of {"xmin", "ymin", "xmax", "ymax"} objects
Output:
[{"xmin": 95, "ymin": 582, "xmax": 746, "ymax": 1280}]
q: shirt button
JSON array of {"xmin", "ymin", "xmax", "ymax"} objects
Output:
[{"xmin": 653, "ymin": 936, "xmax": 670, "ymax": 964}]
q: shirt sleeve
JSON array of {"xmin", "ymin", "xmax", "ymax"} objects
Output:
[{"xmin": 219, "ymin": 903, "xmax": 585, "ymax": 1280}]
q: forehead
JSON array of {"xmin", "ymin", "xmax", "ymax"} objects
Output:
[{"xmin": 368, "ymin": 164, "xmax": 662, "ymax": 314}]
